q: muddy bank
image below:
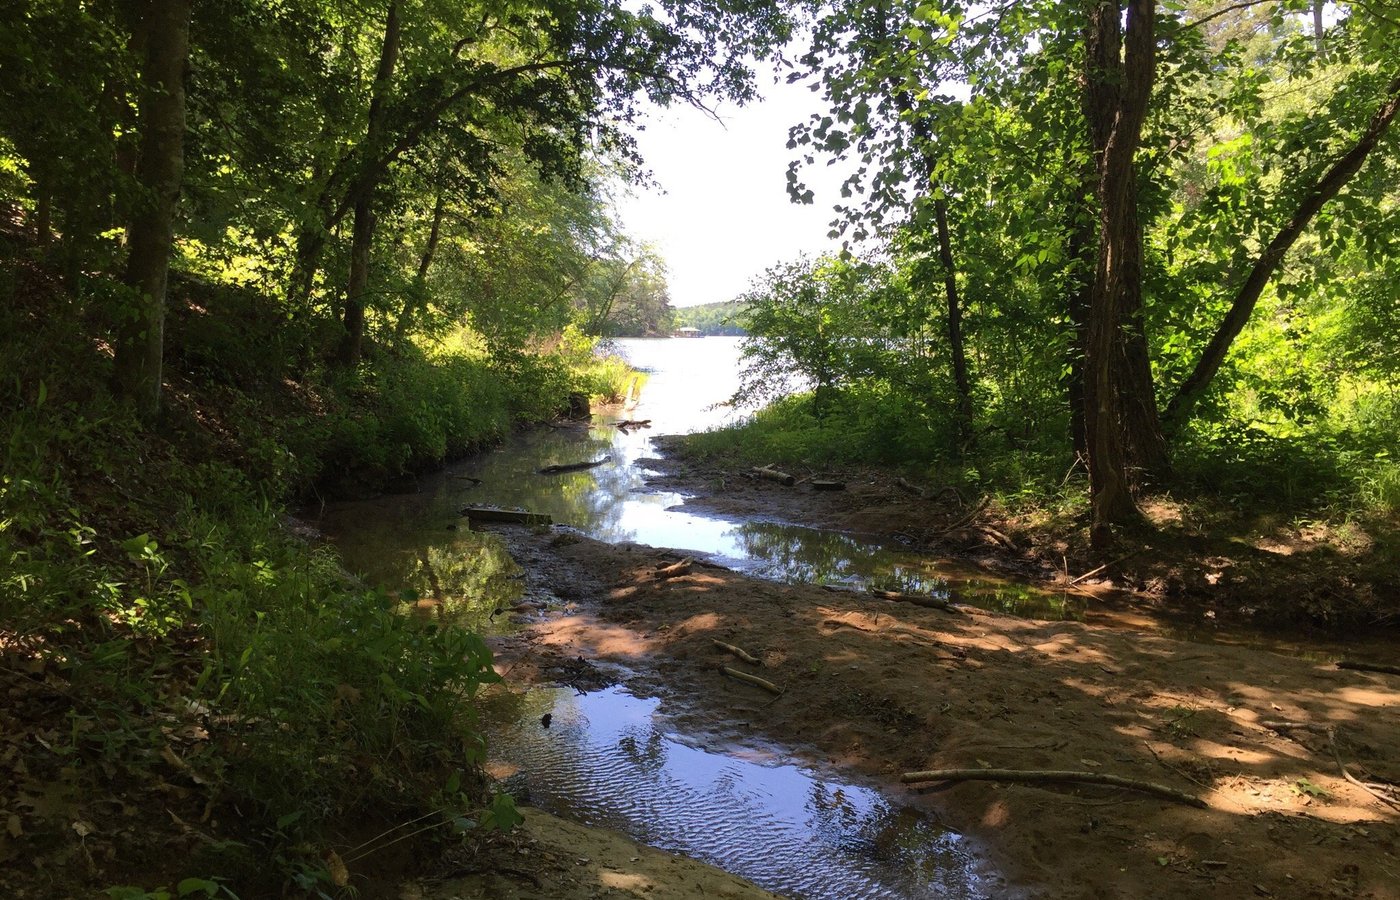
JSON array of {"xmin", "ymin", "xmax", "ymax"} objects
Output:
[
  {"xmin": 423, "ymin": 807, "xmax": 782, "ymax": 900},
  {"xmin": 642, "ymin": 436, "xmax": 1400, "ymax": 634},
  {"xmin": 486, "ymin": 525, "xmax": 1400, "ymax": 899}
]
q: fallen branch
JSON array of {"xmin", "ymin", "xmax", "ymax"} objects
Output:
[
  {"xmin": 615, "ymin": 419, "xmax": 652, "ymax": 432},
  {"xmin": 896, "ymin": 477, "xmax": 927, "ymax": 498},
  {"xmin": 654, "ymin": 558, "xmax": 693, "ymax": 579},
  {"xmin": 934, "ymin": 496, "xmax": 991, "ymax": 536},
  {"xmin": 460, "ymin": 507, "xmax": 552, "ymax": 526},
  {"xmin": 712, "ymin": 639, "xmax": 761, "ymax": 665},
  {"xmin": 871, "ymin": 589, "xmax": 965, "ymax": 615},
  {"xmin": 1327, "ymin": 727, "xmax": 1400, "ymax": 811},
  {"xmin": 812, "ymin": 480, "xmax": 846, "ymax": 491},
  {"xmin": 977, "ymin": 525, "xmax": 1017, "ymax": 551},
  {"xmin": 721, "ymin": 666, "xmax": 783, "ymax": 695},
  {"xmin": 899, "ymin": 768, "xmax": 1208, "ymax": 808},
  {"xmin": 1337, "ymin": 660, "xmax": 1400, "ymax": 676},
  {"xmin": 750, "ymin": 466, "xmax": 795, "ymax": 486},
  {"xmin": 538, "ymin": 456, "xmax": 611, "ymax": 475},
  {"xmin": 1068, "ymin": 551, "xmax": 1140, "ymax": 586}
]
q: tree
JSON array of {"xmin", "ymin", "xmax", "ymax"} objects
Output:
[{"xmin": 112, "ymin": 0, "xmax": 192, "ymax": 420}]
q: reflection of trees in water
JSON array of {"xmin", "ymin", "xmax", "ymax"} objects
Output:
[
  {"xmin": 805, "ymin": 784, "xmax": 971, "ymax": 888},
  {"xmin": 951, "ymin": 581, "xmax": 1084, "ymax": 621},
  {"xmin": 454, "ymin": 424, "xmax": 642, "ymax": 543},
  {"xmin": 395, "ymin": 533, "xmax": 521, "ymax": 630},
  {"xmin": 730, "ymin": 523, "xmax": 947, "ymax": 596},
  {"xmin": 616, "ymin": 724, "xmax": 667, "ymax": 775}
]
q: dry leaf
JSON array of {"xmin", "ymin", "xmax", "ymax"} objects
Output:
[
  {"xmin": 326, "ymin": 849, "xmax": 349, "ymax": 887},
  {"xmin": 72, "ymin": 820, "xmax": 93, "ymax": 838},
  {"xmin": 6, "ymin": 814, "xmax": 20, "ymax": 838}
]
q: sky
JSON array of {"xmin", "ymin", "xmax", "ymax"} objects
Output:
[{"xmin": 613, "ymin": 72, "xmax": 848, "ymax": 308}]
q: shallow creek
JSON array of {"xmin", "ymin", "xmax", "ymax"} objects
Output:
[{"xmin": 308, "ymin": 337, "xmax": 1349, "ymax": 897}]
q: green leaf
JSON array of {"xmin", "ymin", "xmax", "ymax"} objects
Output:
[{"xmin": 177, "ymin": 878, "xmax": 221, "ymax": 897}]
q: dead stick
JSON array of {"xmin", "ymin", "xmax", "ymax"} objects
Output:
[
  {"xmin": 1337, "ymin": 660, "xmax": 1400, "ymax": 676},
  {"xmin": 712, "ymin": 639, "xmax": 761, "ymax": 665},
  {"xmin": 899, "ymin": 768, "xmax": 1207, "ymax": 808},
  {"xmin": 935, "ymin": 496, "xmax": 991, "ymax": 535},
  {"xmin": 1327, "ymin": 727, "xmax": 1400, "ymax": 811},
  {"xmin": 721, "ymin": 666, "xmax": 783, "ymax": 695},
  {"xmin": 1068, "ymin": 551, "xmax": 1139, "ymax": 586},
  {"xmin": 896, "ymin": 477, "xmax": 927, "ymax": 498}
]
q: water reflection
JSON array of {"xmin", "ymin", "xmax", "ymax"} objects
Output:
[
  {"xmin": 725, "ymin": 521, "xmax": 1084, "ymax": 621},
  {"xmin": 484, "ymin": 685, "xmax": 988, "ymax": 900}
]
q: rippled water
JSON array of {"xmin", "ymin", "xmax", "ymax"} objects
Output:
[{"xmin": 484, "ymin": 685, "xmax": 991, "ymax": 899}]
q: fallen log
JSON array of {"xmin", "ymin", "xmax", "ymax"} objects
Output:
[
  {"xmin": 721, "ymin": 666, "xmax": 783, "ymax": 695},
  {"xmin": 712, "ymin": 639, "xmax": 761, "ymax": 665},
  {"xmin": 537, "ymin": 456, "xmax": 611, "ymax": 475},
  {"xmin": 750, "ymin": 466, "xmax": 795, "ymax": 486},
  {"xmin": 811, "ymin": 480, "xmax": 846, "ymax": 491},
  {"xmin": 1337, "ymin": 660, "xmax": 1400, "ymax": 676},
  {"xmin": 871, "ymin": 589, "xmax": 965, "ymax": 615},
  {"xmin": 899, "ymin": 768, "xmax": 1207, "ymax": 808},
  {"xmin": 459, "ymin": 507, "xmax": 552, "ymax": 526},
  {"xmin": 654, "ymin": 558, "xmax": 694, "ymax": 579}
]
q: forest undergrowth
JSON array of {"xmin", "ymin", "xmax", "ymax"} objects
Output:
[{"xmin": 0, "ymin": 252, "xmax": 626, "ymax": 898}]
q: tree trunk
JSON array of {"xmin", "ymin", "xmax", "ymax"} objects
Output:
[
  {"xmin": 1064, "ymin": 178, "xmax": 1094, "ymax": 459},
  {"xmin": 1313, "ymin": 0, "xmax": 1325, "ymax": 59},
  {"xmin": 934, "ymin": 197, "xmax": 975, "ymax": 447},
  {"xmin": 112, "ymin": 0, "xmax": 190, "ymax": 422},
  {"xmin": 395, "ymin": 187, "xmax": 447, "ymax": 343},
  {"xmin": 1082, "ymin": 0, "xmax": 1157, "ymax": 546},
  {"xmin": 336, "ymin": 0, "xmax": 401, "ymax": 369},
  {"xmin": 1165, "ymin": 72, "xmax": 1400, "ymax": 433}
]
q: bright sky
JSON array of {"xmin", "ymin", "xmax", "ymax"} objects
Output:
[{"xmin": 615, "ymin": 72, "xmax": 847, "ymax": 308}]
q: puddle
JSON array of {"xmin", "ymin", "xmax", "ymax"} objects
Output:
[{"xmin": 483, "ymin": 684, "xmax": 990, "ymax": 900}]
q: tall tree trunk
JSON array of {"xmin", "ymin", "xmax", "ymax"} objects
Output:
[
  {"xmin": 112, "ymin": 0, "xmax": 190, "ymax": 422},
  {"xmin": 337, "ymin": 0, "xmax": 401, "ymax": 369},
  {"xmin": 1082, "ymin": 0, "xmax": 1157, "ymax": 546},
  {"xmin": 1165, "ymin": 72, "xmax": 1400, "ymax": 433},
  {"xmin": 934, "ymin": 197, "xmax": 975, "ymax": 447},
  {"xmin": 1064, "ymin": 175, "xmax": 1095, "ymax": 459},
  {"xmin": 395, "ymin": 187, "xmax": 447, "ymax": 344},
  {"xmin": 1313, "ymin": 0, "xmax": 1325, "ymax": 59}
]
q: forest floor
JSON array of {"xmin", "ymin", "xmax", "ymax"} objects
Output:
[{"xmin": 455, "ymin": 442, "xmax": 1400, "ymax": 900}]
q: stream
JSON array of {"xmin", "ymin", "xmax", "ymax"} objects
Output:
[{"xmin": 308, "ymin": 337, "xmax": 1354, "ymax": 898}]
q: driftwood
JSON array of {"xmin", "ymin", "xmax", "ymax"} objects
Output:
[
  {"xmin": 712, "ymin": 639, "xmax": 761, "ymax": 665},
  {"xmin": 899, "ymin": 768, "xmax": 1207, "ymax": 808},
  {"xmin": 654, "ymin": 558, "xmax": 694, "ymax": 579},
  {"xmin": 538, "ymin": 456, "xmax": 611, "ymax": 475},
  {"xmin": 459, "ymin": 507, "xmax": 552, "ymax": 526},
  {"xmin": 615, "ymin": 419, "xmax": 652, "ymax": 432},
  {"xmin": 1337, "ymin": 660, "xmax": 1400, "ymax": 676},
  {"xmin": 721, "ymin": 666, "xmax": 783, "ymax": 694},
  {"xmin": 750, "ymin": 466, "xmax": 795, "ymax": 486},
  {"xmin": 811, "ymin": 480, "xmax": 846, "ymax": 491},
  {"xmin": 871, "ymin": 589, "xmax": 965, "ymax": 615}
]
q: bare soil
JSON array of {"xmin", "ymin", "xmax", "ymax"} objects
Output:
[{"xmin": 470, "ymin": 452, "xmax": 1400, "ymax": 899}]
